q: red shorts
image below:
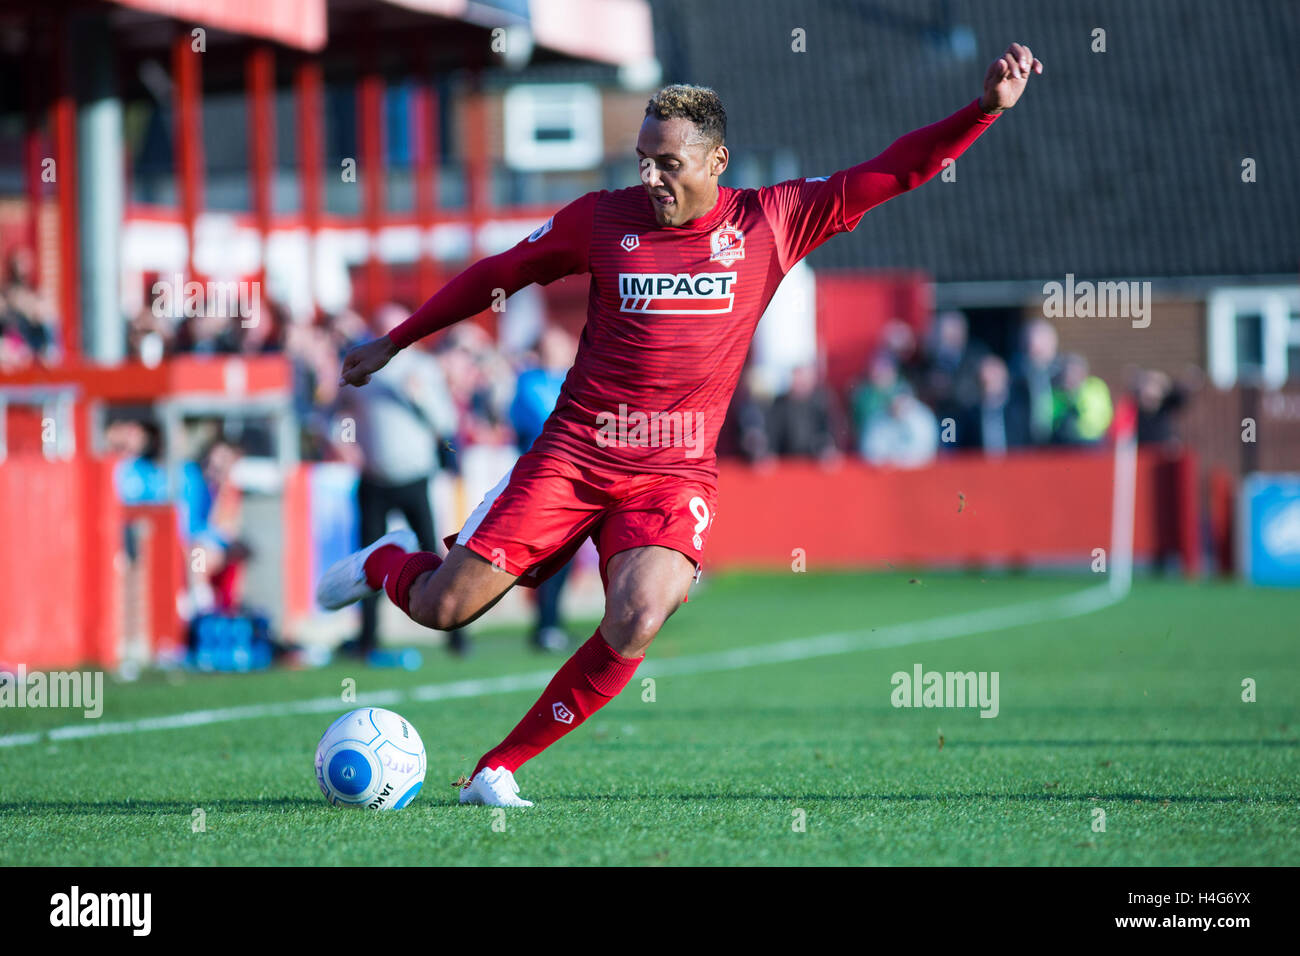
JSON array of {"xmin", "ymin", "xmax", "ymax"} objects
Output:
[{"xmin": 446, "ymin": 451, "xmax": 718, "ymax": 590}]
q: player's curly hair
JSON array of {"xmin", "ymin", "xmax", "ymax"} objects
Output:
[{"xmin": 644, "ymin": 84, "xmax": 726, "ymax": 149}]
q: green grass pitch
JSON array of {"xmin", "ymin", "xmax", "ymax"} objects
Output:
[{"xmin": 1, "ymin": 571, "xmax": 1296, "ymax": 866}]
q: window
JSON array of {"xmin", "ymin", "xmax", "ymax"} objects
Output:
[
  {"xmin": 203, "ymin": 90, "xmax": 250, "ymax": 212},
  {"xmin": 1288, "ymin": 305, "xmax": 1300, "ymax": 383},
  {"xmin": 1233, "ymin": 312, "xmax": 1265, "ymax": 382},
  {"xmin": 1207, "ymin": 287, "xmax": 1300, "ymax": 389},
  {"xmin": 323, "ymin": 83, "xmax": 358, "ymax": 216},
  {"xmin": 502, "ymin": 84, "xmax": 602, "ymax": 172}
]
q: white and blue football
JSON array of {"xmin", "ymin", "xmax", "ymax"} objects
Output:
[{"xmin": 314, "ymin": 708, "xmax": 426, "ymax": 810}]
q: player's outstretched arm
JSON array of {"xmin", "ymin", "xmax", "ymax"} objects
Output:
[
  {"xmin": 338, "ymin": 192, "xmax": 597, "ymax": 388},
  {"xmin": 842, "ymin": 42, "xmax": 1044, "ymax": 212},
  {"xmin": 338, "ymin": 253, "xmax": 528, "ymax": 387}
]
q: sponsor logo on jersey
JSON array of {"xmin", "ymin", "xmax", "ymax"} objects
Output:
[
  {"xmin": 527, "ymin": 216, "xmax": 554, "ymax": 242},
  {"xmin": 708, "ymin": 220, "xmax": 745, "ymax": 266},
  {"xmin": 617, "ymin": 271, "xmax": 737, "ymax": 314},
  {"xmin": 621, "ymin": 233, "xmax": 640, "ymax": 252}
]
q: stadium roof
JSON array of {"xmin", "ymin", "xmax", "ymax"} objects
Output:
[
  {"xmin": 105, "ymin": 0, "xmax": 326, "ymax": 48},
  {"xmin": 646, "ymin": 0, "xmax": 1300, "ymax": 286},
  {"xmin": 97, "ymin": 0, "xmax": 653, "ymax": 62}
]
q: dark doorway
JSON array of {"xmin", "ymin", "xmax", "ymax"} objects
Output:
[{"xmin": 963, "ymin": 306, "xmax": 1024, "ymax": 360}]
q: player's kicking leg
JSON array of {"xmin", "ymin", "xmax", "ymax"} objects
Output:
[
  {"xmin": 317, "ymin": 536, "xmax": 518, "ymax": 635},
  {"xmin": 459, "ymin": 544, "xmax": 694, "ymax": 808}
]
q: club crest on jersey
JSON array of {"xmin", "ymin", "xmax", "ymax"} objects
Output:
[
  {"xmin": 618, "ymin": 271, "xmax": 737, "ymax": 314},
  {"xmin": 621, "ymin": 234, "xmax": 640, "ymax": 252},
  {"xmin": 709, "ymin": 220, "xmax": 745, "ymax": 266}
]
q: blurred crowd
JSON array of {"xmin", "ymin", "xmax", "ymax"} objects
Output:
[
  {"xmin": 843, "ymin": 312, "xmax": 1119, "ymax": 465},
  {"xmin": 732, "ymin": 313, "xmax": 1191, "ymax": 469},
  {"xmin": 209, "ymin": 301, "xmax": 1197, "ymax": 472},
  {"xmin": 8, "ymin": 249, "xmax": 1198, "ymax": 476},
  {"xmin": 0, "ymin": 248, "xmax": 59, "ymax": 372}
]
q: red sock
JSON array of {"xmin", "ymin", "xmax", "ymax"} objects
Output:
[
  {"xmin": 364, "ymin": 545, "xmax": 441, "ymax": 616},
  {"xmin": 364, "ymin": 545, "xmax": 405, "ymax": 588},
  {"xmin": 474, "ymin": 629, "xmax": 642, "ymax": 775}
]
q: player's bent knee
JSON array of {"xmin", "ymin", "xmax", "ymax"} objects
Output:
[
  {"xmin": 603, "ymin": 603, "xmax": 667, "ymax": 655},
  {"xmin": 626, "ymin": 608, "xmax": 665, "ymax": 644}
]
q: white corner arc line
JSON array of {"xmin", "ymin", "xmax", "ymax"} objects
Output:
[{"xmin": 0, "ymin": 585, "xmax": 1121, "ymax": 750}]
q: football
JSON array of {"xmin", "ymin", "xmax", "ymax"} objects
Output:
[{"xmin": 314, "ymin": 708, "xmax": 427, "ymax": 810}]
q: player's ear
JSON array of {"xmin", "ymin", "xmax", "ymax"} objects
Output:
[{"xmin": 710, "ymin": 145, "xmax": 729, "ymax": 178}]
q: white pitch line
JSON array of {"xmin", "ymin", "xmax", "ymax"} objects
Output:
[
  {"xmin": 644, "ymin": 583, "xmax": 1119, "ymax": 678},
  {"xmin": 0, "ymin": 584, "xmax": 1120, "ymax": 750}
]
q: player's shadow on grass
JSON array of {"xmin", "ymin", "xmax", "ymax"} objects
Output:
[{"xmin": 0, "ymin": 797, "xmax": 320, "ymax": 816}]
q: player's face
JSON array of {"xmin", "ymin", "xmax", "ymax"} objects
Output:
[{"xmin": 636, "ymin": 116, "xmax": 728, "ymax": 227}]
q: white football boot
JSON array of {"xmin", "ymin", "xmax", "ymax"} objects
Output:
[
  {"xmin": 459, "ymin": 767, "xmax": 534, "ymax": 807},
  {"xmin": 315, "ymin": 528, "xmax": 418, "ymax": 610}
]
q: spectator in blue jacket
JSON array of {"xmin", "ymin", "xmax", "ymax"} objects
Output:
[{"xmin": 509, "ymin": 326, "xmax": 578, "ymax": 653}]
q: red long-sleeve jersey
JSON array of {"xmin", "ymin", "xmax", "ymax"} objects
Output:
[{"xmin": 390, "ymin": 98, "xmax": 999, "ymax": 480}]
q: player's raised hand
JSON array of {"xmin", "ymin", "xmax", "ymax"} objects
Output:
[
  {"xmin": 981, "ymin": 42, "xmax": 1043, "ymax": 114},
  {"xmin": 338, "ymin": 334, "xmax": 398, "ymax": 388}
]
